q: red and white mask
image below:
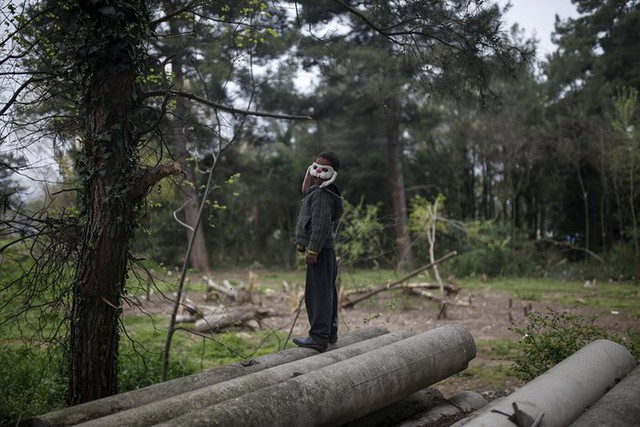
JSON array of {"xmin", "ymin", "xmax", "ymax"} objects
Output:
[
  {"xmin": 302, "ymin": 161, "xmax": 338, "ymax": 193},
  {"xmin": 309, "ymin": 162, "xmax": 335, "ymax": 180}
]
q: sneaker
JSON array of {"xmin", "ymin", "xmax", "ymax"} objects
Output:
[{"xmin": 293, "ymin": 336, "xmax": 327, "ymax": 352}]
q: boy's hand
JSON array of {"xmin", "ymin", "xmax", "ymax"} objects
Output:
[{"xmin": 306, "ymin": 251, "xmax": 318, "ymax": 264}]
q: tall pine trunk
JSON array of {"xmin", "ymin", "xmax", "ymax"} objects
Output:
[
  {"xmin": 68, "ymin": 0, "xmax": 144, "ymax": 405},
  {"xmin": 384, "ymin": 96, "xmax": 413, "ymax": 268}
]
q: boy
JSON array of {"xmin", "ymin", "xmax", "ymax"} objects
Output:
[{"xmin": 293, "ymin": 151, "xmax": 344, "ymax": 352}]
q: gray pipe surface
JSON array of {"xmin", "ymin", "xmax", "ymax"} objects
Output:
[
  {"xmin": 569, "ymin": 364, "xmax": 640, "ymax": 427},
  {"xmin": 454, "ymin": 339, "xmax": 637, "ymax": 427},
  {"xmin": 156, "ymin": 324, "xmax": 476, "ymax": 427},
  {"xmin": 340, "ymin": 388, "xmax": 445, "ymax": 427},
  {"xmin": 78, "ymin": 330, "xmax": 414, "ymax": 427},
  {"xmin": 36, "ymin": 326, "xmax": 388, "ymax": 426},
  {"xmin": 397, "ymin": 391, "xmax": 488, "ymax": 427}
]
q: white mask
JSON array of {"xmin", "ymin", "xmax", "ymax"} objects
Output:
[
  {"xmin": 301, "ymin": 162, "xmax": 338, "ymax": 193},
  {"xmin": 309, "ymin": 162, "xmax": 335, "ymax": 179}
]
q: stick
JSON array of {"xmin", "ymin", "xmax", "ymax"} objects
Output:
[
  {"xmin": 284, "ymin": 295, "xmax": 305, "ymax": 349},
  {"xmin": 341, "ymin": 251, "xmax": 457, "ymax": 309}
]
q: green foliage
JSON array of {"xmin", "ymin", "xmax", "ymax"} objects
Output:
[
  {"xmin": 510, "ymin": 308, "xmax": 640, "ymax": 382},
  {"xmin": 337, "ymin": 199, "xmax": 388, "ymax": 267},
  {"xmin": 0, "ymin": 346, "xmax": 66, "ymax": 424},
  {"xmin": 119, "ymin": 315, "xmax": 285, "ymax": 391},
  {"xmin": 119, "ymin": 337, "xmax": 197, "ymax": 392},
  {"xmin": 453, "ymin": 221, "xmax": 537, "ymax": 277}
]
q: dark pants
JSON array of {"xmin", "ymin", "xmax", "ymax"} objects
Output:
[{"xmin": 305, "ymin": 248, "xmax": 338, "ymax": 345}]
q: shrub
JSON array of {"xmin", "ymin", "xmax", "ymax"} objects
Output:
[
  {"xmin": 510, "ymin": 308, "xmax": 640, "ymax": 381},
  {"xmin": 0, "ymin": 346, "xmax": 66, "ymax": 424}
]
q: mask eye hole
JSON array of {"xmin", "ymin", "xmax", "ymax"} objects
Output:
[{"xmin": 321, "ymin": 168, "xmax": 328, "ymax": 172}]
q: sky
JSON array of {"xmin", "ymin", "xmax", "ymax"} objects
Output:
[{"xmin": 501, "ymin": 0, "xmax": 580, "ymax": 59}]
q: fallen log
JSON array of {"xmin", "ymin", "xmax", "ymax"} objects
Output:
[
  {"xmin": 341, "ymin": 251, "xmax": 458, "ymax": 309},
  {"xmin": 344, "ymin": 282, "xmax": 459, "ymax": 298},
  {"xmin": 194, "ymin": 303, "xmax": 272, "ymax": 333}
]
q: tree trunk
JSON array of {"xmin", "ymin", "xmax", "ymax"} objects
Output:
[
  {"xmin": 68, "ymin": 1, "xmax": 142, "ymax": 404},
  {"xmin": 384, "ymin": 97, "xmax": 413, "ymax": 268},
  {"xmin": 67, "ymin": 0, "xmax": 183, "ymax": 405}
]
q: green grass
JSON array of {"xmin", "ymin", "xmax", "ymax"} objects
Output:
[
  {"xmin": 461, "ymin": 277, "xmax": 640, "ymax": 318},
  {"xmin": 455, "ymin": 363, "xmax": 518, "ymax": 390},
  {"xmin": 476, "ymin": 338, "xmax": 520, "ymax": 360}
]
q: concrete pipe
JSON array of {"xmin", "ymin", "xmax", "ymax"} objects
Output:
[
  {"xmin": 569, "ymin": 365, "xmax": 640, "ymax": 427},
  {"xmin": 341, "ymin": 388, "xmax": 445, "ymax": 427},
  {"xmin": 396, "ymin": 391, "xmax": 487, "ymax": 427},
  {"xmin": 157, "ymin": 324, "xmax": 476, "ymax": 427},
  {"xmin": 453, "ymin": 339, "xmax": 637, "ymax": 427},
  {"xmin": 77, "ymin": 330, "xmax": 414, "ymax": 427},
  {"xmin": 36, "ymin": 326, "xmax": 388, "ymax": 426}
]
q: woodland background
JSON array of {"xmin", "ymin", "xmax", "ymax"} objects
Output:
[{"xmin": 1, "ymin": 0, "xmax": 639, "ymax": 422}]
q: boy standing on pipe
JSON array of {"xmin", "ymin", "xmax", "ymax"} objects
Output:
[{"xmin": 294, "ymin": 151, "xmax": 344, "ymax": 352}]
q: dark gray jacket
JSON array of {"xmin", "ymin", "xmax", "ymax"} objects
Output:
[{"xmin": 295, "ymin": 184, "xmax": 344, "ymax": 253}]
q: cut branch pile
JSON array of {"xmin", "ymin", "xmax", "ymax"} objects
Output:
[{"xmin": 340, "ymin": 251, "xmax": 458, "ymax": 310}]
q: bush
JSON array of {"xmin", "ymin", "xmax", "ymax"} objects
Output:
[
  {"xmin": 447, "ymin": 221, "xmax": 539, "ymax": 278},
  {"xmin": 0, "ymin": 346, "xmax": 66, "ymax": 424},
  {"xmin": 510, "ymin": 308, "xmax": 640, "ymax": 381}
]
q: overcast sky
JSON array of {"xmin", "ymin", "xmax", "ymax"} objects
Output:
[{"xmin": 501, "ymin": 0, "xmax": 580, "ymax": 59}]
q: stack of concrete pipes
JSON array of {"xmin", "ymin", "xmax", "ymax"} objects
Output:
[
  {"xmin": 34, "ymin": 325, "xmax": 482, "ymax": 426},
  {"xmin": 31, "ymin": 325, "xmax": 639, "ymax": 426},
  {"xmin": 453, "ymin": 339, "xmax": 639, "ymax": 427}
]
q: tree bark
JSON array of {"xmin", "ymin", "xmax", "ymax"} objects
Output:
[
  {"xmin": 68, "ymin": 0, "xmax": 181, "ymax": 405},
  {"xmin": 384, "ymin": 97, "xmax": 413, "ymax": 268},
  {"xmin": 68, "ymin": 2, "xmax": 141, "ymax": 404}
]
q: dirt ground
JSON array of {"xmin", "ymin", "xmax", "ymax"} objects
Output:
[
  {"xmin": 127, "ymin": 272, "xmax": 639, "ymax": 400},
  {"xmin": 276, "ymin": 283, "xmax": 637, "ymax": 399}
]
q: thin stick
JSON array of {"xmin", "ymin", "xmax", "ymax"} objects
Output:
[
  {"xmin": 341, "ymin": 251, "xmax": 457, "ymax": 309},
  {"xmin": 284, "ymin": 295, "xmax": 305, "ymax": 349}
]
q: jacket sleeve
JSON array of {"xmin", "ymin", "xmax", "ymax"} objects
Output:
[{"xmin": 306, "ymin": 190, "xmax": 334, "ymax": 253}]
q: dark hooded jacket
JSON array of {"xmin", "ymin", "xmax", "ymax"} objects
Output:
[{"xmin": 295, "ymin": 183, "xmax": 344, "ymax": 253}]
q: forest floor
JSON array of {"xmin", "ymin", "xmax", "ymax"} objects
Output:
[{"xmin": 127, "ymin": 269, "xmax": 640, "ymax": 401}]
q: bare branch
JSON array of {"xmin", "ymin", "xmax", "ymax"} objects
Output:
[
  {"xmin": 148, "ymin": 0, "xmax": 202, "ymax": 28},
  {"xmin": 0, "ymin": 77, "xmax": 47, "ymax": 116},
  {"xmin": 143, "ymin": 89, "xmax": 313, "ymax": 121}
]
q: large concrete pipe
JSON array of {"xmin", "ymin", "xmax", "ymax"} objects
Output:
[
  {"xmin": 36, "ymin": 326, "xmax": 388, "ymax": 426},
  {"xmin": 569, "ymin": 365, "xmax": 640, "ymax": 427},
  {"xmin": 157, "ymin": 324, "xmax": 476, "ymax": 427},
  {"xmin": 453, "ymin": 339, "xmax": 637, "ymax": 427},
  {"xmin": 341, "ymin": 388, "xmax": 445, "ymax": 427},
  {"xmin": 78, "ymin": 330, "xmax": 414, "ymax": 427},
  {"xmin": 396, "ymin": 391, "xmax": 488, "ymax": 427}
]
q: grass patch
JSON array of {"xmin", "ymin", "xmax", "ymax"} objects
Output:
[
  {"xmin": 476, "ymin": 338, "xmax": 520, "ymax": 360},
  {"xmin": 461, "ymin": 277, "xmax": 640, "ymax": 317},
  {"xmin": 454, "ymin": 363, "xmax": 518, "ymax": 390},
  {"xmin": 0, "ymin": 345, "xmax": 67, "ymax": 424}
]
